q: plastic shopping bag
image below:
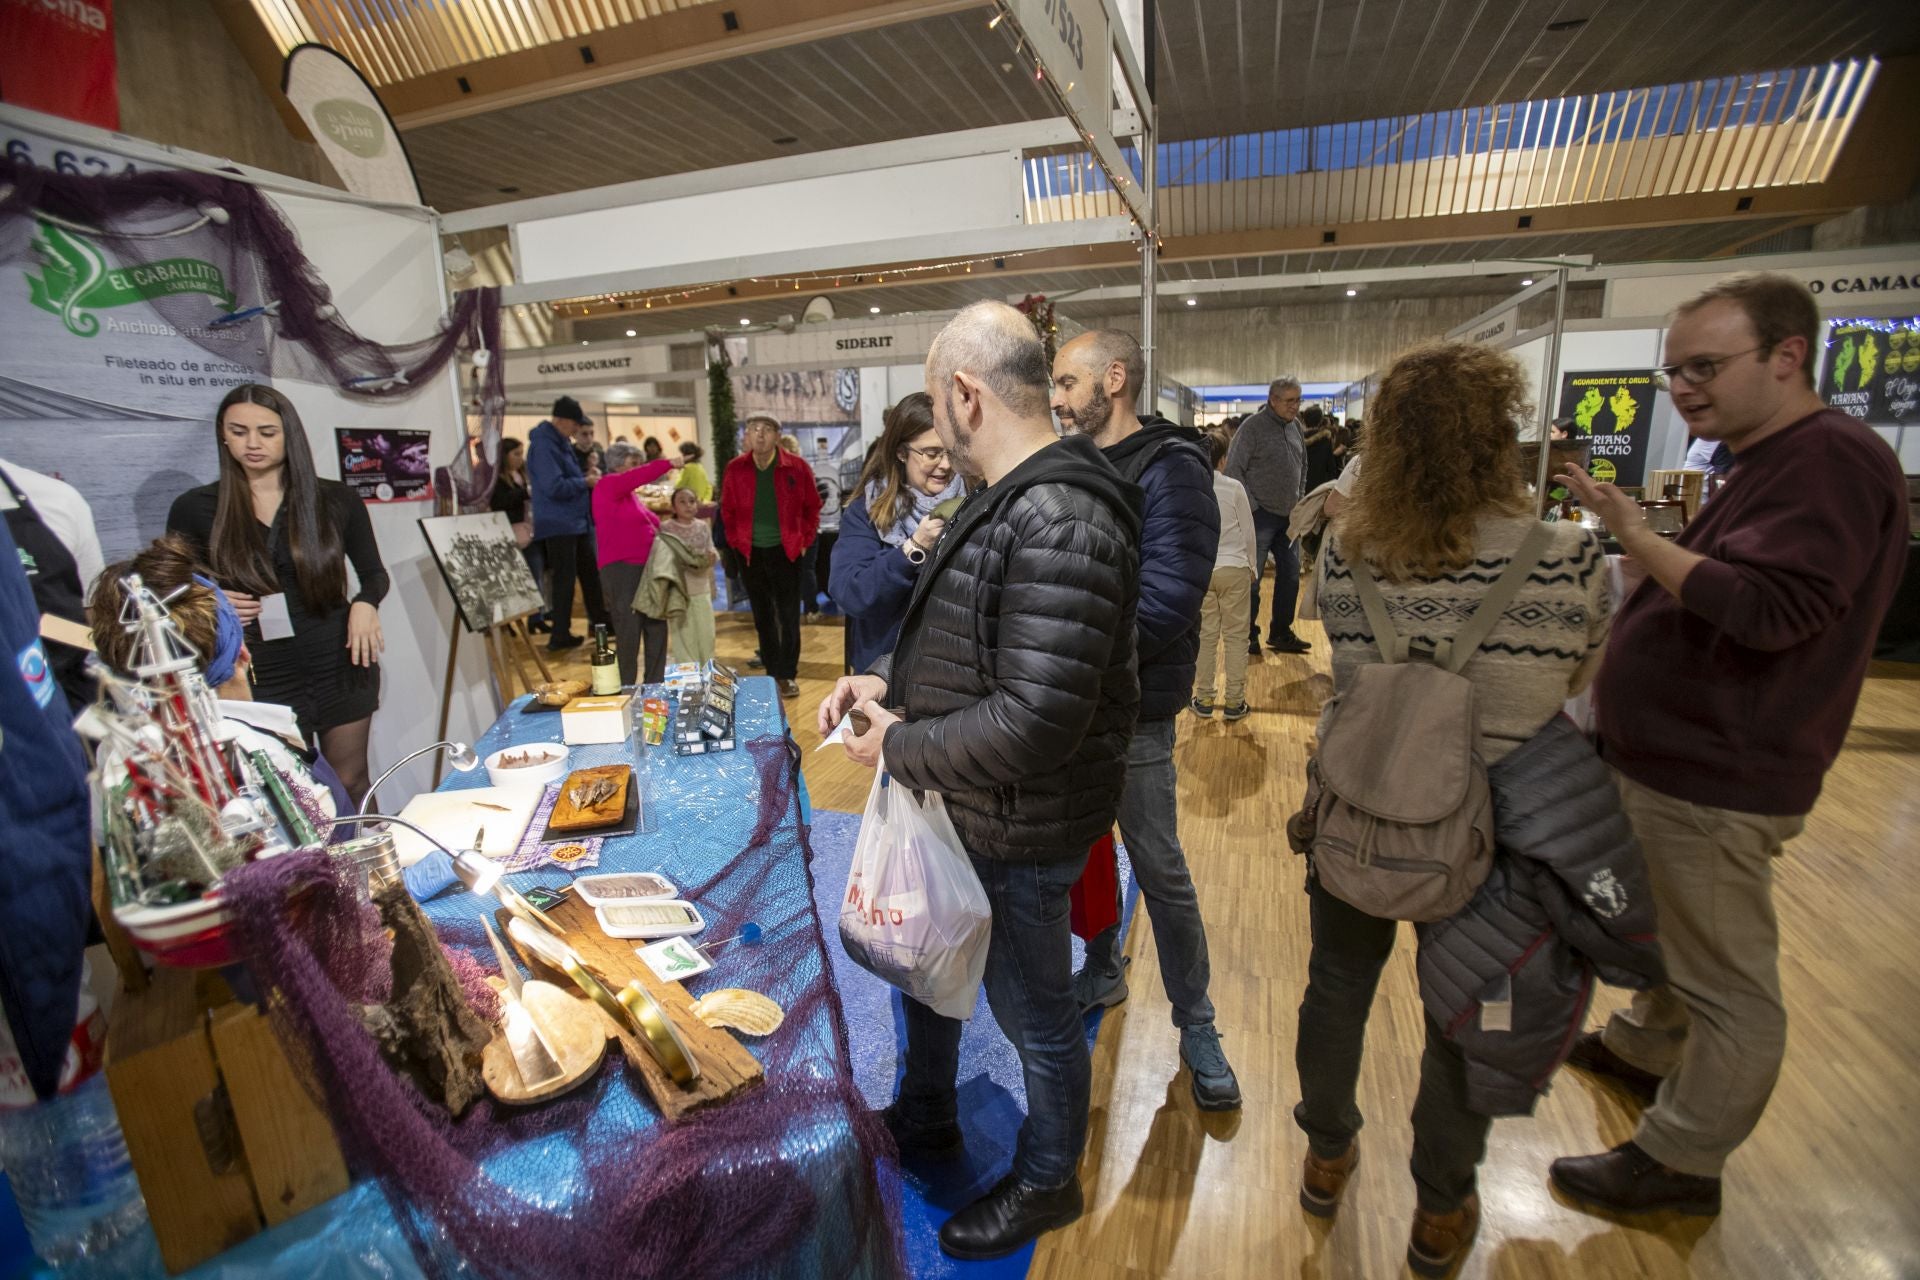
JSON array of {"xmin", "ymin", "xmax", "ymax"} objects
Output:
[{"xmin": 838, "ymin": 767, "xmax": 992, "ymax": 1020}]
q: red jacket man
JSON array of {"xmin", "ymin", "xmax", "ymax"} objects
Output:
[{"xmin": 719, "ymin": 416, "xmax": 821, "ymax": 695}]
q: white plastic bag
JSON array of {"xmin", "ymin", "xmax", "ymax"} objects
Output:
[{"xmin": 838, "ymin": 766, "xmax": 992, "ymax": 1020}]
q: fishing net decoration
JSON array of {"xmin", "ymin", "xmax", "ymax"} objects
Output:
[
  {"xmin": 0, "ymin": 157, "xmax": 503, "ymax": 512},
  {"xmin": 218, "ymin": 733, "xmax": 906, "ymax": 1280}
]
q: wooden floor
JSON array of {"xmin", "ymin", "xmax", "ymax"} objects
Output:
[{"xmin": 553, "ymin": 604, "xmax": 1920, "ymax": 1280}]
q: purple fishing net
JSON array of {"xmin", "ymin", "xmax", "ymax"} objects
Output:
[
  {"xmin": 0, "ymin": 157, "xmax": 502, "ymax": 512},
  {"xmin": 220, "ymin": 734, "xmax": 904, "ymax": 1280}
]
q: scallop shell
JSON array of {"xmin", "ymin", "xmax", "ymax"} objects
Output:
[{"xmin": 689, "ymin": 988, "xmax": 784, "ymax": 1037}]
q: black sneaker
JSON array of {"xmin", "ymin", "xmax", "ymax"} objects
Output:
[
  {"xmin": 1180, "ymin": 1023, "xmax": 1242, "ymax": 1111},
  {"xmin": 939, "ymin": 1173, "xmax": 1083, "ymax": 1260},
  {"xmin": 1190, "ymin": 697, "xmax": 1216, "ymax": 718},
  {"xmin": 1247, "ymin": 639, "xmax": 1262, "ymax": 656},
  {"xmin": 546, "ymin": 634, "xmax": 585, "ymax": 652},
  {"xmin": 1221, "ymin": 700, "xmax": 1251, "ymax": 721},
  {"xmin": 1268, "ymin": 634, "xmax": 1312, "ymax": 655}
]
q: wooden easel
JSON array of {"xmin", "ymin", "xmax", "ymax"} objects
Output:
[{"xmin": 433, "ymin": 612, "xmax": 551, "ymax": 784}]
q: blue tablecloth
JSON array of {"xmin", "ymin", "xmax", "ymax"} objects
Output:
[{"xmin": 184, "ymin": 678, "xmax": 893, "ymax": 1280}]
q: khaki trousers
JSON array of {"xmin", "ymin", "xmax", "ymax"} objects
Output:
[
  {"xmin": 1194, "ymin": 565, "xmax": 1253, "ymax": 706},
  {"xmin": 1602, "ymin": 770, "xmax": 1805, "ymax": 1177}
]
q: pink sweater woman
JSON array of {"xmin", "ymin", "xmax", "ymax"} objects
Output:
[{"xmin": 590, "ymin": 442, "xmax": 674, "ymax": 685}]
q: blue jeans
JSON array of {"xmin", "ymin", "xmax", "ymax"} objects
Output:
[
  {"xmin": 897, "ymin": 854, "xmax": 1089, "ymax": 1190},
  {"xmin": 1248, "ymin": 507, "xmax": 1301, "ymax": 645},
  {"xmin": 1085, "ymin": 717, "xmax": 1215, "ymax": 1028}
]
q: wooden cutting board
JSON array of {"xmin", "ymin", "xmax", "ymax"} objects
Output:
[{"xmin": 495, "ymin": 898, "xmax": 762, "ymax": 1121}]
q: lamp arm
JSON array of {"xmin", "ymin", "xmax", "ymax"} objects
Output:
[
  {"xmin": 328, "ymin": 811, "xmax": 457, "ymax": 861},
  {"xmin": 359, "ymin": 741, "xmax": 464, "ymax": 817}
]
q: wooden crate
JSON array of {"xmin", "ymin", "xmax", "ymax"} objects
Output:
[{"xmin": 104, "ymin": 968, "xmax": 348, "ymax": 1274}]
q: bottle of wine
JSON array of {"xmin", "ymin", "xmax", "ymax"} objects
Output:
[{"xmin": 590, "ymin": 623, "xmax": 620, "ymax": 695}]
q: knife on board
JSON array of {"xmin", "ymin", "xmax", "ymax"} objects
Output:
[{"xmin": 483, "ymin": 916, "xmax": 564, "ymax": 1090}]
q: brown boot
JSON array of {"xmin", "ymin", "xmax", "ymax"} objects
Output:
[
  {"xmin": 1298, "ymin": 1142, "xmax": 1359, "ymax": 1217},
  {"xmin": 1407, "ymin": 1194, "xmax": 1480, "ymax": 1278}
]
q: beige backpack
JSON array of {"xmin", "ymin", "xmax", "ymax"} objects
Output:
[{"xmin": 1287, "ymin": 524, "xmax": 1552, "ymax": 922}]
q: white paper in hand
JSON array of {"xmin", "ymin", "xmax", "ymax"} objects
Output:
[{"xmin": 257, "ymin": 592, "xmax": 295, "ymax": 640}]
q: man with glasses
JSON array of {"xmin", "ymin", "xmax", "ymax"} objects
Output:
[
  {"xmin": 1550, "ymin": 273, "xmax": 1908, "ymax": 1217},
  {"xmin": 719, "ymin": 414, "xmax": 821, "ymax": 698}
]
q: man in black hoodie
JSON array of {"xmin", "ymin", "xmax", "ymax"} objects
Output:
[
  {"xmin": 1051, "ymin": 330, "xmax": 1240, "ymax": 1112},
  {"xmin": 819, "ymin": 302, "xmax": 1142, "ymax": 1261}
]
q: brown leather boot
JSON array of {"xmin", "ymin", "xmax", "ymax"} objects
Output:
[
  {"xmin": 1298, "ymin": 1142, "xmax": 1359, "ymax": 1217},
  {"xmin": 1407, "ymin": 1194, "xmax": 1480, "ymax": 1278}
]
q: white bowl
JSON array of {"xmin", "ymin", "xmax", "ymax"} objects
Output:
[{"xmin": 484, "ymin": 743, "xmax": 570, "ymax": 788}]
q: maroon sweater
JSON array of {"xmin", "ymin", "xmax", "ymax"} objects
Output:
[{"xmin": 1597, "ymin": 408, "xmax": 1909, "ymax": 816}]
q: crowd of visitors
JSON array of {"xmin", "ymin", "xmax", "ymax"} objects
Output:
[
  {"xmin": 816, "ymin": 274, "xmax": 1908, "ymax": 1270},
  {"xmin": 23, "ymin": 270, "xmax": 1906, "ymax": 1277}
]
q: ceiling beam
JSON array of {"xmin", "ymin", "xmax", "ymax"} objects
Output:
[{"xmin": 390, "ymin": 0, "xmax": 982, "ymax": 129}]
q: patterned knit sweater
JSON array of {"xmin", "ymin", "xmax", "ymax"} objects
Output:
[{"xmin": 1321, "ymin": 513, "xmax": 1612, "ymax": 763}]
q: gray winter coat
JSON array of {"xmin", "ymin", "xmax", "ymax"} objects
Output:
[{"xmin": 1416, "ymin": 715, "xmax": 1666, "ymax": 1117}]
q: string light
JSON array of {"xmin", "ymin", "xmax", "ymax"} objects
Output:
[{"xmin": 551, "ymin": 247, "xmax": 1063, "ymax": 318}]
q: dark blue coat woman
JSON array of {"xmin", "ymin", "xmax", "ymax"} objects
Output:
[{"xmin": 829, "ymin": 393, "xmax": 963, "ymax": 674}]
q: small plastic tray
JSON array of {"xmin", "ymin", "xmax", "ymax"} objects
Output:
[
  {"xmin": 593, "ymin": 899, "xmax": 705, "ymax": 940},
  {"xmin": 572, "ymin": 872, "xmax": 677, "ymax": 907}
]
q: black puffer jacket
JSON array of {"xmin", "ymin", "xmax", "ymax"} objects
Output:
[
  {"xmin": 1104, "ymin": 417, "xmax": 1219, "ymax": 720},
  {"xmin": 1416, "ymin": 715, "xmax": 1666, "ymax": 1117},
  {"xmin": 873, "ymin": 434, "xmax": 1142, "ymax": 862}
]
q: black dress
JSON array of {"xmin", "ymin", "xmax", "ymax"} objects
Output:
[{"xmin": 167, "ymin": 480, "xmax": 388, "ymax": 735}]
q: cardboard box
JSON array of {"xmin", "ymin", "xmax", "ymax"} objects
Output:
[
  {"xmin": 105, "ymin": 968, "xmax": 349, "ymax": 1274},
  {"xmin": 562, "ymin": 693, "xmax": 633, "ymax": 745}
]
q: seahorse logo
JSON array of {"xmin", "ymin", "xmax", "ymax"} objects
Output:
[{"xmin": 26, "ymin": 222, "xmax": 108, "ymax": 337}]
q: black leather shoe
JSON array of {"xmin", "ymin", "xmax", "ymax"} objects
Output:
[
  {"xmin": 938, "ymin": 1173, "xmax": 1083, "ymax": 1260},
  {"xmin": 1550, "ymin": 1142, "xmax": 1722, "ymax": 1217},
  {"xmin": 546, "ymin": 634, "xmax": 585, "ymax": 652},
  {"xmin": 877, "ymin": 1103, "xmax": 963, "ymax": 1159},
  {"xmin": 1565, "ymin": 1032, "xmax": 1663, "ymax": 1104},
  {"xmin": 1268, "ymin": 634, "xmax": 1312, "ymax": 654}
]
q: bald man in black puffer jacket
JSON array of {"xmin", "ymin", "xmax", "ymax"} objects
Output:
[{"xmin": 820, "ymin": 302, "xmax": 1141, "ymax": 1262}]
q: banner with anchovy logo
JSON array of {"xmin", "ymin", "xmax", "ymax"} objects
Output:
[{"xmin": 27, "ymin": 221, "xmax": 235, "ymax": 337}]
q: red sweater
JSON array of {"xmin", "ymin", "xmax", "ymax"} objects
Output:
[
  {"xmin": 1597, "ymin": 409, "xmax": 1909, "ymax": 816},
  {"xmin": 720, "ymin": 450, "xmax": 821, "ymax": 563}
]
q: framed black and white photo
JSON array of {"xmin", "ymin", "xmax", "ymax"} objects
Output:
[{"xmin": 419, "ymin": 512, "xmax": 544, "ymax": 633}]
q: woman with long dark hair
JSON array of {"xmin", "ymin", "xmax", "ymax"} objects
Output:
[
  {"xmin": 167, "ymin": 384, "xmax": 388, "ymax": 803},
  {"xmin": 490, "ymin": 436, "xmax": 549, "ymax": 633},
  {"xmin": 827, "ymin": 392, "xmax": 961, "ymax": 672}
]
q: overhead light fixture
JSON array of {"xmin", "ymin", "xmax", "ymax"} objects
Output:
[
  {"xmin": 1522, "ymin": 278, "xmax": 1534, "ymax": 286},
  {"xmin": 1345, "ymin": 288, "xmax": 1358, "ymax": 297},
  {"xmin": 1185, "ymin": 298, "xmax": 1197, "ymax": 307},
  {"xmin": 988, "ymin": 10, "xmax": 1004, "ymax": 28},
  {"xmin": 624, "ymin": 328, "xmax": 636, "ymax": 337},
  {"xmin": 870, "ymin": 306, "xmax": 881, "ymax": 314},
  {"xmin": 580, "ymin": 339, "xmax": 589, "ymax": 345}
]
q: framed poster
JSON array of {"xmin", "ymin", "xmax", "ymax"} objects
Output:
[
  {"xmin": 1822, "ymin": 317, "xmax": 1920, "ymax": 427},
  {"xmin": 418, "ymin": 512, "xmax": 544, "ymax": 633},
  {"xmin": 337, "ymin": 427, "xmax": 431, "ymax": 502},
  {"xmin": 1558, "ymin": 370, "xmax": 1656, "ymax": 487}
]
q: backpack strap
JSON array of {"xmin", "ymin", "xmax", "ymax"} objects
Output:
[
  {"xmin": 1348, "ymin": 557, "xmax": 1411, "ymax": 664},
  {"xmin": 1439, "ymin": 521, "xmax": 1555, "ymax": 674}
]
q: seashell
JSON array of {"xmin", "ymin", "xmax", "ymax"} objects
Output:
[{"xmin": 689, "ymin": 988, "xmax": 784, "ymax": 1037}]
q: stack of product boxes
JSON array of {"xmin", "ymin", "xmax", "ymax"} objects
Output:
[{"xmin": 667, "ymin": 661, "xmax": 739, "ymax": 755}]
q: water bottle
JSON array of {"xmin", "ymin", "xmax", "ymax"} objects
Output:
[{"xmin": 0, "ymin": 974, "xmax": 163, "ymax": 1280}]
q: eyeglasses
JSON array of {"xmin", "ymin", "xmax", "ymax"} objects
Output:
[
  {"xmin": 904, "ymin": 446, "xmax": 951, "ymax": 463},
  {"xmin": 1653, "ymin": 345, "xmax": 1769, "ymax": 391}
]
